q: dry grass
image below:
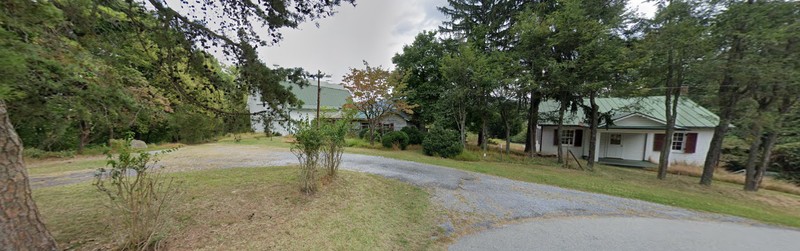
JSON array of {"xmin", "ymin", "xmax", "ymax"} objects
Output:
[
  {"xmin": 34, "ymin": 167, "xmax": 442, "ymax": 250},
  {"xmin": 659, "ymin": 164, "xmax": 800, "ymax": 195}
]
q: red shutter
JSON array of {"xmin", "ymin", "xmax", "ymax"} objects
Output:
[
  {"xmin": 553, "ymin": 129, "xmax": 559, "ymax": 145},
  {"xmin": 574, "ymin": 130, "xmax": 583, "ymax": 147},
  {"xmin": 653, "ymin": 134, "xmax": 665, "ymax": 151},
  {"xmin": 684, "ymin": 133, "xmax": 698, "ymax": 153}
]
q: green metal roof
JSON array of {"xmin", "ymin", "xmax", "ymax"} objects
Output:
[
  {"xmin": 283, "ymin": 81, "xmax": 350, "ymax": 110},
  {"xmin": 539, "ymin": 96, "xmax": 720, "ymax": 128}
]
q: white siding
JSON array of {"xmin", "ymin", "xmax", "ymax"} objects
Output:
[
  {"xmin": 540, "ymin": 127, "xmax": 587, "ymax": 157},
  {"xmin": 614, "ymin": 115, "xmax": 665, "ymax": 127},
  {"xmin": 646, "ymin": 129, "xmax": 715, "ymax": 166},
  {"xmin": 379, "ymin": 114, "xmax": 408, "ymax": 131}
]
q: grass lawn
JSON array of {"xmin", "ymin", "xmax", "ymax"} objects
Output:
[{"xmin": 34, "ymin": 167, "xmax": 441, "ymax": 250}]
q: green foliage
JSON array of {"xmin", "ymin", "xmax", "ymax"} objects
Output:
[
  {"xmin": 290, "ymin": 121, "xmax": 323, "ymax": 194},
  {"xmin": 771, "ymin": 142, "xmax": 800, "ymax": 185},
  {"xmin": 381, "ymin": 131, "xmax": 410, "ymax": 150},
  {"xmin": 400, "ymin": 126, "xmax": 425, "ymax": 145},
  {"xmin": 94, "ymin": 133, "xmax": 178, "ymax": 249},
  {"xmin": 422, "ymin": 128, "xmax": 463, "ymax": 158},
  {"xmin": 320, "ymin": 119, "xmax": 348, "ymax": 177}
]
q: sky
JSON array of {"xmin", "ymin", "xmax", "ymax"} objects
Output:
[{"xmin": 257, "ymin": 0, "xmax": 658, "ymax": 84}]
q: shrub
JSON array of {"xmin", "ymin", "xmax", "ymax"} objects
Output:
[
  {"xmin": 291, "ymin": 121, "xmax": 323, "ymax": 194},
  {"xmin": 772, "ymin": 142, "xmax": 800, "ymax": 184},
  {"xmin": 382, "ymin": 131, "xmax": 410, "ymax": 150},
  {"xmin": 401, "ymin": 126, "xmax": 424, "ymax": 145},
  {"xmin": 422, "ymin": 128, "xmax": 463, "ymax": 158},
  {"xmin": 94, "ymin": 134, "xmax": 178, "ymax": 249},
  {"xmin": 320, "ymin": 120, "xmax": 348, "ymax": 177}
]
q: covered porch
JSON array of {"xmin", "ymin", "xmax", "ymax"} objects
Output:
[{"xmin": 598, "ymin": 157, "xmax": 657, "ymax": 168}]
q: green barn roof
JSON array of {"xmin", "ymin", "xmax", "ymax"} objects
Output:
[
  {"xmin": 539, "ymin": 96, "xmax": 720, "ymax": 128},
  {"xmin": 282, "ymin": 81, "xmax": 350, "ymax": 110}
]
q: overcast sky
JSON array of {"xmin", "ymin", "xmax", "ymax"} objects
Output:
[{"xmin": 257, "ymin": 0, "xmax": 657, "ymax": 84}]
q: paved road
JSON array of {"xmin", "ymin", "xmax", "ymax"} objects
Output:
[
  {"xmin": 450, "ymin": 217, "xmax": 800, "ymax": 251},
  {"xmin": 29, "ymin": 144, "xmax": 800, "ymax": 250}
]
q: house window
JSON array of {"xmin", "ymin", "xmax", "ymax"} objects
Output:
[
  {"xmin": 561, "ymin": 130, "xmax": 575, "ymax": 146},
  {"xmin": 361, "ymin": 122, "xmax": 369, "ymax": 130},
  {"xmin": 609, "ymin": 134, "xmax": 622, "ymax": 145},
  {"xmin": 672, "ymin": 133, "xmax": 685, "ymax": 151},
  {"xmin": 382, "ymin": 123, "xmax": 394, "ymax": 132}
]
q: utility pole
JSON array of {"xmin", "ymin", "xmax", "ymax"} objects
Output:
[{"xmin": 307, "ymin": 70, "xmax": 330, "ymax": 127}]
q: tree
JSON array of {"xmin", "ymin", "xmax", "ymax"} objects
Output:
[
  {"xmin": 699, "ymin": 0, "xmax": 756, "ymax": 185},
  {"xmin": 0, "ymin": 0, "xmax": 353, "ymax": 247},
  {"xmin": 738, "ymin": 1, "xmax": 800, "ymax": 191},
  {"xmin": 392, "ymin": 31, "xmax": 449, "ymax": 129},
  {"xmin": 343, "ymin": 61, "xmax": 413, "ymax": 146},
  {"xmin": 639, "ymin": 0, "xmax": 708, "ymax": 179},
  {"xmin": 0, "ymin": 102, "xmax": 58, "ymax": 251},
  {"xmin": 440, "ymin": 44, "xmax": 495, "ymax": 149}
]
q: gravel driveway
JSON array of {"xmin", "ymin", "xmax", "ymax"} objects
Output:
[{"xmin": 30, "ymin": 144, "xmax": 800, "ymax": 250}]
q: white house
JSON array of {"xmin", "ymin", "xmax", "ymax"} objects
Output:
[
  {"xmin": 537, "ymin": 96, "xmax": 718, "ymax": 166},
  {"xmin": 248, "ymin": 80, "xmax": 410, "ymax": 135}
]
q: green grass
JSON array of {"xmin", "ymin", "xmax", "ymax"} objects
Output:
[
  {"xmin": 34, "ymin": 167, "xmax": 441, "ymax": 250},
  {"xmin": 27, "ymin": 158, "xmax": 107, "ymax": 176}
]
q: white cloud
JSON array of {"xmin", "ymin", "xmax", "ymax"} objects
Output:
[
  {"xmin": 257, "ymin": 0, "xmax": 446, "ymax": 83},
  {"xmin": 255, "ymin": 0, "xmax": 655, "ymax": 84}
]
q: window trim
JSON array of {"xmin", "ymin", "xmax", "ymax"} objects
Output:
[
  {"xmin": 560, "ymin": 129, "xmax": 575, "ymax": 146},
  {"xmin": 671, "ymin": 132, "xmax": 685, "ymax": 151}
]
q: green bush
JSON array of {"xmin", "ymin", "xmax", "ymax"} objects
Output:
[
  {"xmin": 772, "ymin": 142, "xmax": 800, "ymax": 184},
  {"xmin": 382, "ymin": 131, "xmax": 410, "ymax": 150},
  {"xmin": 401, "ymin": 126, "xmax": 424, "ymax": 145},
  {"xmin": 320, "ymin": 120, "xmax": 348, "ymax": 177},
  {"xmin": 422, "ymin": 128, "xmax": 463, "ymax": 158},
  {"xmin": 290, "ymin": 121, "xmax": 323, "ymax": 194}
]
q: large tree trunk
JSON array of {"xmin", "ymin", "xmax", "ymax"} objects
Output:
[
  {"xmin": 743, "ymin": 126, "xmax": 762, "ymax": 191},
  {"xmin": 658, "ymin": 52, "xmax": 680, "ymax": 180},
  {"xmin": 556, "ymin": 97, "xmax": 566, "ymax": 164},
  {"xmin": 480, "ymin": 118, "xmax": 488, "ymax": 157},
  {"xmin": 0, "ymin": 100, "xmax": 59, "ymax": 250},
  {"xmin": 527, "ymin": 91, "xmax": 541, "ymax": 158},
  {"xmin": 753, "ymin": 131, "xmax": 778, "ymax": 190},
  {"xmin": 701, "ymin": 2, "xmax": 749, "ymax": 185},
  {"xmin": 78, "ymin": 120, "xmax": 91, "ymax": 154},
  {"xmin": 587, "ymin": 93, "xmax": 598, "ymax": 170}
]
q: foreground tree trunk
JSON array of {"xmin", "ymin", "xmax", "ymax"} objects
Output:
[
  {"xmin": 586, "ymin": 93, "xmax": 598, "ymax": 170},
  {"xmin": 556, "ymin": 97, "xmax": 567, "ymax": 164},
  {"xmin": 753, "ymin": 131, "xmax": 778, "ymax": 190},
  {"xmin": 0, "ymin": 100, "xmax": 58, "ymax": 250},
  {"xmin": 526, "ymin": 91, "xmax": 541, "ymax": 158}
]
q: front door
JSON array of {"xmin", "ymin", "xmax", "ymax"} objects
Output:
[{"xmin": 606, "ymin": 133, "xmax": 623, "ymax": 158}]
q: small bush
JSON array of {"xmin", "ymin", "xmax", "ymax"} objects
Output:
[
  {"xmin": 382, "ymin": 131, "xmax": 410, "ymax": 150},
  {"xmin": 94, "ymin": 134, "xmax": 178, "ymax": 250},
  {"xmin": 401, "ymin": 126, "xmax": 424, "ymax": 145},
  {"xmin": 422, "ymin": 128, "xmax": 463, "ymax": 158},
  {"xmin": 320, "ymin": 120, "xmax": 348, "ymax": 177},
  {"xmin": 291, "ymin": 121, "xmax": 323, "ymax": 194}
]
